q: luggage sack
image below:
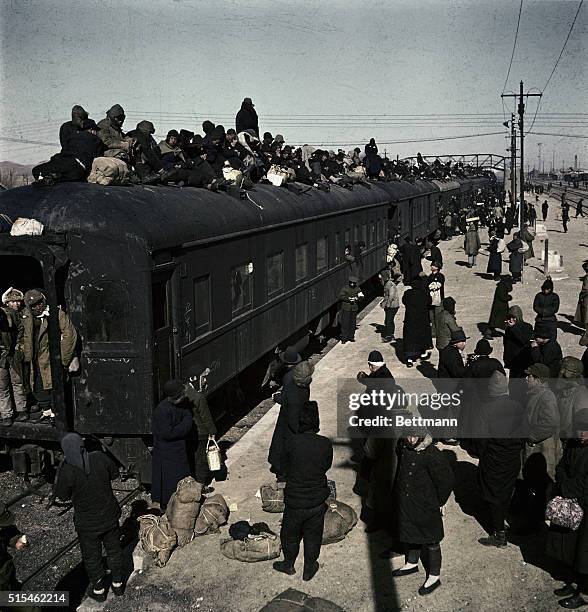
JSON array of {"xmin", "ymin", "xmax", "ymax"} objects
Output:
[
  {"xmin": 138, "ymin": 514, "xmax": 177, "ymax": 567},
  {"xmin": 87, "ymin": 156, "xmax": 129, "ymax": 186},
  {"xmin": 260, "ymin": 481, "xmax": 285, "ymax": 513},
  {"xmin": 220, "ymin": 532, "xmax": 281, "ymax": 563},
  {"xmin": 194, "ymin": 494, "xmax": 229, "ymax": 536},
  {"xmin": 322, "ymin": 499, "xmax": 358, "ymax": 544},
  {"xmin": 259, "ymin": 588, "xmax": 344, "ymax": 612},
  {"xmin": 165, "ymin": 476, "xmax": 203, "ymax": 547}
]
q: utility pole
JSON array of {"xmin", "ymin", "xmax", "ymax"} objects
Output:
[
  {"xmin": 537, "ymin": 142, "xmax": 542, "ymax": 176},
  {"xmin": 502, "ymin": 80, "xmax": 542, "ymax": 230}
]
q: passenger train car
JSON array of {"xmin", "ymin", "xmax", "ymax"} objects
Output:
[{"xmin": 0, "ymin": 175, "xmax": 493, "ymax": 480}]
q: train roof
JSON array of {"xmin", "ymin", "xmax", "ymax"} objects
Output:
[{"xmin": 0, "ymin": 178, "xmax": 465, "ymax": 252}]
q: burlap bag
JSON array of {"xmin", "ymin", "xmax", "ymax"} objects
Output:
[
  {"xmin": 87, "ymin": 157, "xmax": 129, "ymax": 186},
  {"xmin": 165, "ymin": 477, "xmax": 203, "ymax": 546},
  {"xmin": 220, "ymin": 533, "xmax": 281, "ymax": 563},
  {"xmin": 138, "ymin": 514, "xmax": 177, "ymax": 567},
  {"xmin": 259, "ymin": 588, "xmax": 344, "ymax": 612},
  {"xmin": 322, "ymin": 500, "xmax": 358, "ymax": 545},
  {"xmin": 260, "ymin": 482, "xmax": 285, "ymax": 513},
  {"xmin": 194, "ymin": 494, "xmax": 229, "ymax": 536}
]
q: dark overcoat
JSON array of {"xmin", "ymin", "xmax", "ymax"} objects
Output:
[
  {"xmin": 151, "ymin": 398, "xmax": 194, "ymax": 508},
  {"xmin": 575, "ymin": 276, "xmax": 588, "ymax": 326},
  {"xmin": 393, "ymin": 437, "xmax": 454, "ymax": 544},
  {"xmin": 400, "ymin": 243, "xmax": 422, "ymax": 283},
  {"xmin": 402, "ymin": 282, "xmax": 432, "ymax": 354},
  {"xmin": 507, "ymin": 238, "xmax": 524, "ymax": 276},
  {"xmin": 477, "ymin": 396, "xmax": 525, "ymax": 506},
  {"xmin": 546, "ymin": 441, "xmax": 588, "ymax": 573},
  {"xmin": 503, "ymin": 321, "xmax": 534, "ymax": 376},
  {"xmin": 488, "ymin": 280, "xmax": 512, "ymax": 329},
  {"xmin": 268, "ymin": 382, "xmax": 310, "ymax": 476},
  {"xmin": 486, "ymin": 238, "xmax": 503, "ymax": 275}
]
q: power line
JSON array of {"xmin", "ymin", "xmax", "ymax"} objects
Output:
[
  {"xmin": 502, "ymin": 0, "xmax": 524, "ymax": 93},
  {"xmin": 528, "ymin": 131, "xmax": 588, "ymax": 139},
  {"xmin": 0, "ymin": 137, "xmax": 57, "ymax": 146},
  {"xmin": 543, "ymin": 0, "xmax": 584, "ymax": 93},
  {"xmin": 290, "ymin": 132, "xmax": 505, "ymax": 147}
]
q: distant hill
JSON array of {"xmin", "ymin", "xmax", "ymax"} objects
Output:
[{"xmin": 0, "ymin": 161, "xmax": 35, "ymax": 188}]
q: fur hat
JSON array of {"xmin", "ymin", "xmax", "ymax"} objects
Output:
[
  {"xmin": 560, "ymin": 356, "xmax": 584, "ymax": 379},
  {"xmin": 2, "ymin": 287, "xmax": 24, "ymax": 305},
  {"xmin": 23, "ymin": 289, "xmax": 45, "ymax": 308}
]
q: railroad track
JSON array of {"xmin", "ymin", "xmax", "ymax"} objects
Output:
[
  {"xmin": 532, "ymin": 180, "xmax": 587, "ymax": 203},
  {"xmin": 19, "ymin": 485, "xmax": 142, "ymax": 587}
]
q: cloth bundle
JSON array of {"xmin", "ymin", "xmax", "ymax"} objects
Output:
[
  {"xmin": 259, "ymin": 588, "xmax": 344, "ymax": 612},
  {"xmin": 138, "ymin": 514, "xmax": 177, "ymax": 567},
  {"xmin": 164, "ymin": 476, "xmax": 203, "ymax": 546},
  {"xmin": 193, "ymin": 493, "xmax": 229, "ymax": 536},
  {"xmin": 220, "ymin": 532, "xmax": 281, "ymax": 563},
  {"xmin": 260, "ymin": 481, "xmax": 285, "ymax": 513},
  {"xmin": 87, "ymin": 157, "xmax": 129, "ymax": 186},
  {"xmin": 322, "ymin": 500, "xmax": 358, "ymax": 544},
  {"xmin": 546, "ymin": 496, "xmax": 584, "ymax": 531},
  {"xmin": 267, "ymin": 165, "xmax": 296, "ymax": 187},
  {"xmin": 10, "ymin": 217, "xmax": 44, "ymax": 236}
]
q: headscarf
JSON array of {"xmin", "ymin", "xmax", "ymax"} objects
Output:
[{"xmin": 61, "ymin": 432, "xmax": 90, "ymax": 475}]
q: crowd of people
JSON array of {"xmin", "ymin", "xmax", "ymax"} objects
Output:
[{"xmin": 30, "ymin": 100, "xmax": 488, "ymax": 190}]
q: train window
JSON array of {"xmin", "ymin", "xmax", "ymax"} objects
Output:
[
  {"xmin": 85, "ymin": 281, "xmax": 130, "ymax": 342},
  {"xmin": 361, "ymin": 224, "xmax": 367, "ymax": 246},
  {"xmin": 295, "ymin": 243, "xmax": 308, "ymax": 283},
  {"xmin": 193, "ymin": 275, "xmax": 211, "ymax": 336},
  {"xmin": 370, "ymin": 222, "xmax": 376, "ymax": 246},
  {"xmin": 334, "ymin": 232, "xmax": 341, "ymax": 265},
  {"xmin": 377, "ymin": 219, "xmax": 383, "ymax": 242},
  {"xmin": 266, "ymin": 252, "xmax": 283, "ymax": 298},
  {"xmin": 344, "ymin": 229, "xmax": 351, "ymax": 248},
  {"xmin": 151, "ymin": 279, "xmax": 168, "ymax": 331},
  {"xmin": 231, "ymin": 262, "xmax": 252, "ymax": 316},
  {"xmin": 354, "ymin": 225, "xmax": 359, "ymax": 244},
  {"xmin": 316, "ymin": 237, "xmax": 328, "ymax": 273}
]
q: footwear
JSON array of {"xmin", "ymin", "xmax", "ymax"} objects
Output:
[
  {"xmin": 379, "ymin": 547, "xmax": 403, "ymax": 560},
  {"xmin": 555, "ymin": 585, "xmax": 577, "ymax": 597},
  {"xmin": 0, "ymin": 418, "xmax": 12, "ymax": 427},
  {"xmin": 389, "ymin": 336, "xmax": 397, "ymax": 344},
  {"xmin": 87, "ymin": 580, "xmax": 107, "ymax": 603},
  {"xmin": 478, "ymin": 531, "xmax": 507, "ymax": 548},
  {"xmin": 303, "ymin": 561, "xmax": 319, "ymax": 582},
  {"xmin": 382, "ymin": 336, "xmax": 392, "ymax": 342},
  {"xmin": 29, "ymin": 411, "xmax": 43, "ymax": 422},
  {"xmin": 406, "ymin": 360, "xmax": 414, "ymax": 368},
  {"xmin": 273, "ymin": 561, "xmax": 296, "ymax": 576},
  {"xmin": 14, "ymin": 412, "xmax": 29, "ymax": 422},
  {"xmin": 36, "ymin": 414, "xmax": 55, "ymax": 427},
  {"xmin": 111, "ymin": 581, "xmax": 125, "ymax": 597},
  {"xmin": 391, "ymin": 566, "xmax": 419, "ymax": 577},
  {"xmin": 418, "ymin": 578, "xmax": 441, "ymax": 596},
  {"xmin": 559, "ymin": 594, "xmax": 588, "ymax": 609}
]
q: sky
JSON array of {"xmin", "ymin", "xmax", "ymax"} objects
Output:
[{"xmin": 0, "ymin": 0, "xmax": 586, "ymax": 169}]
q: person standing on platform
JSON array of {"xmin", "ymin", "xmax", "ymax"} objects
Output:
[
  {"xmin": 53, "ymin": 433, "xmax": 125, "ymax": 602},
  {"xmin": 563, "ymin": 203, "xmax": 570, "ymax": 233},
  {"xmin": 533, "ymin": 277, "xmax": 560, "ymax": 340},
  {"xmin": 485, "ymin": 276, "xmax": 513, "ymax": 340},
  {"xmin": 507, "ymin": 233, "xmax": 524, "ymax": 283},
  {"xmin": 530, "ymin": 321, "xmax": 563, "ymax": 378},
  {"xmin": 338, "ymin": 276, "xmax": 363, "ymax": 344},
  {"xmin": 273, "ymin": 401, "xmax": 332, "ymax": 582},
  {"xmin": 435, "ymin": 297, "xmax": 459, "ymax": 351},
  {"xmin": 402, "ymin": 276, "xmax": 433, "ymax": 368},
  {"xmin": 391, "ymin": 428, "xmax": 454, "ymax": 597},
  {"xmin": 486, "ymin": 231, "xmax": 504, "ymax": 280},
  {"xmin": 268, "ymin": 361, "xmax": 314, "ymax": 482},
  {"xmin": 151, "ymin": 380, "xmax": 194, "ymax": 511},
  {"xmin": 546, "ymin": 410, "xmax": 588, "ymax": 609},
  {"xmin": 380, "ymin": 270, "xmax": 400, "ymax": 344},
  {"xmin": 464, "ymin": 223, "xmax": 481, "ymax": 268},
  {"xmin": 574, "ymin": 262, "xmax": 588, "ymax": 332},
  {"xmin": 427, "ymin": 262, "xmax": 445, "ymax": 339},
  {"xmin": 576, "ymin": 198, "xmax": 585, "ymax": 218},
  {"xmin": 477, "ymin": 371, "xmax": 525, "ymax": 549},
  {"xmin": 542, "ymin": 200, "xmax": 549, "ymax": 222}
]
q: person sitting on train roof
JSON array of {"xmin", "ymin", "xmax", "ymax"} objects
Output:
[
  {"xmin": 235, "ymin": 97, "xmax": 259, "ymax": 138},
  {"xmin": 126, "ymin": 120, "xmax": 166, "ymax": 182},
  {"xmin": 97, "ymin": 104, "xmax": 134, "ymax": 160},
  {"xmin": 59, "ymin": 104, "xmax": 88, "ymax": 150},
  {"xmin": 32, "ymin": 119, "xmax": 105, "ymax": 187},
  {"xmin": 20, "ymin": 289, "xmax": 78, "ymax": 426},
  {"xmin": 157, "ymin": 130, "xmax": 186, "ymax": 170}
]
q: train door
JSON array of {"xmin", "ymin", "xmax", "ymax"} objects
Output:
[
  {"xmin": 151, "ymin": 272, "xmax": 176, "ymax": 401},
  {"xmin": 387, "ymin": 205, "xmax": 398, "ymax": 239}
]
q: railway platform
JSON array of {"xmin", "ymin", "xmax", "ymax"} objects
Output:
[{"xmin": 82, "ymin": 190, "xmax": 587, "ymax": 612}]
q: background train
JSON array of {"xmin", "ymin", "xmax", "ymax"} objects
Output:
[{"xmin": 0, "ymin": 173, "xmax": 496, "ymax": 481}]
